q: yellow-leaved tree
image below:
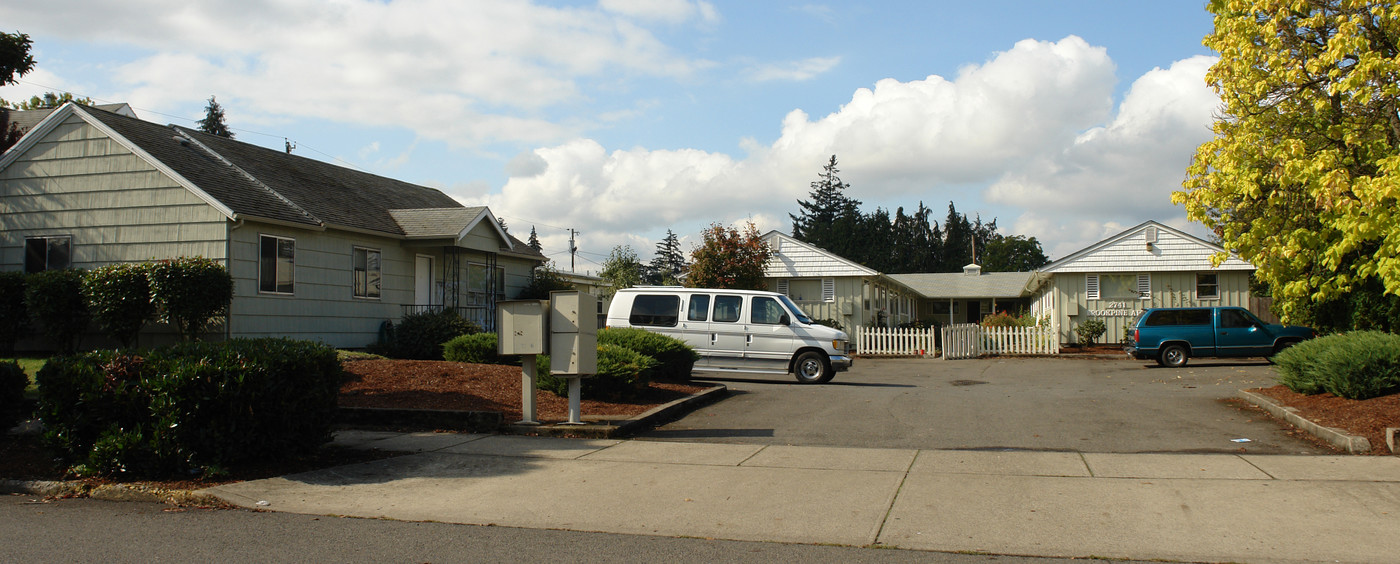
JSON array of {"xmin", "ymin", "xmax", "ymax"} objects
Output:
[{"xmin": 1177, "ymin": 0, "xmax": 1400, "ymax": 330}]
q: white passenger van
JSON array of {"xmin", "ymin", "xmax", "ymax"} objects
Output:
[{"xmin": 605, "ymin": 287, "xmax": 852, "ymax": 383}]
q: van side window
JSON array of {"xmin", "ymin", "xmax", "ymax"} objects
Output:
[
  {"xmin": 752, "ymin": 296, "xmax": 786, "ymax": 324},
  {"xmin": 713, "ymin": 295, "xmax": 742, "ymax": 323},
  {"xmin": 688, "ymin": 295, "xmax": 710, "ymax": 321},
  {"xmin": 629, "ymin": 295, "xmax": 680, "ymax": 327}
]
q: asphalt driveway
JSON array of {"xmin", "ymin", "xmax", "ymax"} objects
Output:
[{"xmin": 643, "ymin": 357, "xmax": 1331, "ymax": 455}]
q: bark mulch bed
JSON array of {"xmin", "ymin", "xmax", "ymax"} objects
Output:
[
  {"xmin": 1248, "ymin": 385, "xmax": 1399, "ymax": 455},
  {"xmin": 339, "ymin": 360, "xmax": 710, "ymax": 423}
]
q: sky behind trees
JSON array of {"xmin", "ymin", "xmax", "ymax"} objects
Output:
[{"xmin": 0, "ymin": 1, "xmax": 1220, "ymax": 272}]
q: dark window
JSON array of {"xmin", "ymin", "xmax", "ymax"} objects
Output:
[
  {"xmin": 1145, "ymin": 309, "xmax": 1213, "ymax": 327},
  {"xmin": 352, "ymin": 247, "xmax": 381, "ymax": 299},
  {"xmin": 713, "ymin": 295, "xmax": 742, "ymax": 323},
  {"xmin": 687, "ymin": 294, "xmax": 710, "ymax": 322},
  {"xmin": 1197, "ymin": 273, "xmax": 1219, "ymax": 299},
  {"xmin": 629, "ymin": 295, "xmax": 680, "ymax": 327},
  {"xmin": 752, "ymin": 296, "xmax": 786, "ymax": 325},
  {"xmin": 24, "ymin": 236, "xmax": 71, "ymax": 274},
  {"xmin": 259, "ymin": 235, "xmax": 295, "ymax": 294},
  {"xmin": 1219, "ymin": 309, "xmax": 1253, "ymax": 328}
]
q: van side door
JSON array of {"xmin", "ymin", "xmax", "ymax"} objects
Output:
[
  {"xmin": 706, "ymin": 294, "xmax": 748, "ymax": 369},
  {"xmin": 679, "ymin": 293, "xmax": 716, "ymax": 366},
  {"xmin": 746, "ymin": 295, "xmax": 795, "ymax": 370}
]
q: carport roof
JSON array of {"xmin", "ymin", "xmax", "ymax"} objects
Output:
[{"xmin": 888, "ymin": 271, "xmax": 1039, "ymax": 299}]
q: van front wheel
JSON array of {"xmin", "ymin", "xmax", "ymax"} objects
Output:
[{"xmin": 793, "ymin": 351, "xmax": 834, "ymax": 384}]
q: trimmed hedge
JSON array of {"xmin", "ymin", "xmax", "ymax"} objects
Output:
[
  {"xmin": 0, "ymin": 361, "xmax": 28, "ymax": 431},
  {"xmin": 0, "ymin": 272, "xmax": 26, "ymax": 355},
  {"xmin": 380, "ymin": 310, "xmax": 481, "ymax": 360},
  {"xmin": 82, "ymin": 263, "xmax": 156, "ymax": 348},
  {"xmin": 1273, "ymin": 331, "xmax": 1400, "ymax": 400},
  {"xmin": 597, "ymin": 327, "xmax": 697, "ymax": 381},
  {"xmin": 148, "ymin": 257, "xmax": 233, "ymax": 341},
  {"xmin": 536, "ymin": 344, "xmax": 657, "ymax": 399},
  {"xmin": 25, "ymin": 269, "xmax": 91, "ymax": 354},
  {"xmin": 443, "ymin": 332, "xmax": 502, "ymax": 364},
  {"xmin": 36, "ymin": 338, "xmax": 343, "ymax": 477}
]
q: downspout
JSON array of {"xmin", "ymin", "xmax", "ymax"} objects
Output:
[{"xmin": 226, "ymin": 218, "xmax": 245, "ymax": 341}]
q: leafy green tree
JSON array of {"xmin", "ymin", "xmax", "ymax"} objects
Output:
[
  {"xmin": 599, "ymin": 245, "xmax": 645, "ymax": 298},
  {"xmin": 790, "ymin": 155, "xmax": 863, "ymax": 259},
  {"xmin": 4, "ymin": 92, "xmax": 94, "ymax": 110},
  {"xmin": 517, "ymin": 263, "xmax": 575, "ymax": 300},
  {"xmin": 24, "ymin": 269, "xmax": 90, "ymax": 354},
  {"xmin": 198, "ymin": 95, "xmax": 234, "ymax": 138},
  {"xmin": 982, "ymin": 235, "xmax": 1049, "ymax": 273},
  {"xmin": 0, "ymin": 31, "xmax": 35, "ymax": 86},
  {"xmin": 1177, "ymin": 0, "xmax": 1400, "ymax": 326},
  {"xmin": 688, "ymin": 222, "xmax": 773, "ymax": 290},
  {"xmin": 648, "ymin": 229, "xmax": 687, "ymax": 285}
]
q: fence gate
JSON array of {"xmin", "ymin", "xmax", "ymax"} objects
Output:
[{"xmin": 941, "ymin": 324, "xmax": 1059, "ymax": 360}]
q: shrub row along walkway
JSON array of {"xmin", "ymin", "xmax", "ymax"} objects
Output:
[{"xmin": 205, "ymin": 432, "xmax": 1400, "ymax": 563}]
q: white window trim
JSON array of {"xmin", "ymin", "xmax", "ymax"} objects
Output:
[
  {"xmin": 1086, "ymin": 274, "xmax": 1100, "ymax": 300},
  {"xmin": 352, "ymin": 246, "xmax": 382, "ymax": 300},
  {"xmin": 821, "ymin": 278, "xmax": 836, "ymax": 302},
  {"xmin": 1137, "ymin": 273, "xmax": 1151, "ymax": 300},
  {"xmin": 24, "ymin": 235, "xmax": 72, "ymax": 273},
  {"xmin": 258, "ymin": 234, "xmax": 295, "ymax": 295}
]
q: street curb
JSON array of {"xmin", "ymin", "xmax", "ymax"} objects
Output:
[
  {"xmin": 1, "ymin": 478, "xmax": 227, "ymax": 506},
  {"xmin": 502, "ymin": 384, "xmax": 728, "ymax": 439},
  {"xmin": 1236, "ymin": 389, "xmax": 1373, "ymax": 454},
  {"xmin": 337, "ymin": 406, "xmax": 503, "ymax": 433}
]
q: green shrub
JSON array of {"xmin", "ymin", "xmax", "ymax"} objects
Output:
[
  {"xmin": 537, "ymin": 344, "xmax": 656, "ymax": 399},
  {"xmin": 148, "ymin": 257, "xmax": 233, "ymax": 341},
  {"xmin": 1274, "ymin": 331, "xmax": 1400, "ymax": 400},
  {"xmin": 516, "ymin": 266, "xmax": 575, "ymax": 300},
  {"xmin": 36, "ymin": 339, "xmax": 343, "ymax": 478},
  {"xmin": 0, "ymin": 361, "xmax": 29, "ymax": 431},
  {"xmin": 1074, "ymin": 319, "xmax": 1107, "ymax": 345},
  {"xmin": 25, "ymin": 269, "xmax": 91, "ymax": 353},
  {"xmin": 382, "ymin": 310, "xmax": 481, "ymax": 360},
  {"xmin": 0, "ymin": 272, "xmax": 26, "ymax": 355},
  {"xmin": 443, "ymin": 332, "xmax": 503, "ymax": 364},
  {"xmin": 82, "ymin": 263, "xmax": 156, "ymax": 348},
  {"xmin": 597, "ymin": 327, "xmax": 697, "ymax": 381}
]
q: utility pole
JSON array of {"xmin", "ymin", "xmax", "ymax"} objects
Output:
[{"xmin": 569, "ymin": 229, "xmax": 579, "ymax": 272}]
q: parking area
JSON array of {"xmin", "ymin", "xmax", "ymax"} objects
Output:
[{"xmin": 643, "ymin": 357, "xmax": 1332, "ymax": 455}]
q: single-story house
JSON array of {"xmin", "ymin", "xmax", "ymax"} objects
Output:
[
  {"xmin": 760, "ymin": 231, "xmax": 922, "ymax": 329},
  {"xmin": 1030, "ymin": 220, "xmax": 1255, "ymax": 344},
  {"xmin": 888, "ymin": 265, "xmax": 1041, "ymax": 326},
  {"xmin": 1, "ymin": 103, "xmax": 545, "ymax": 350}
]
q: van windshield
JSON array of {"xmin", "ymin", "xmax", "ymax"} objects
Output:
[{"xmin": 777, "ymin": 295, "xmax": 815, "ymax": 325}]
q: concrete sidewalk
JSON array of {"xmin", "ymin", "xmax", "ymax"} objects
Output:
[{"xmin": 204, "ymin": 431, "xmax": 1400, "ymax": 563}]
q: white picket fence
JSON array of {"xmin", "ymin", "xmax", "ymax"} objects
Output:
[
  {"xmin": 854, "ymin": 326, "xmax": 937, "ymax": 356},
  {"xmin": 941, "ymin": 323, "xmax": 1059, "ymax": 360}
]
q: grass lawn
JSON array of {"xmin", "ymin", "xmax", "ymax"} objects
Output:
[{"xmin": 7, "ymin": 357, "xmax": 46, "ymax": 398}]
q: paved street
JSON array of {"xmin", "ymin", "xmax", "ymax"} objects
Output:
[{"xmin": 652, "ymin": 357, "xmax": 1330, "ymax": 454}]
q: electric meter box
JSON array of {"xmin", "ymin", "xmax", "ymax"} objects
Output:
[
  {"xmin": 548, "ymin": 290, "xmax": 598, "ymax": 375},
  {"xmin": 497, "ymin": 300, "xmax": 548, "ymax": 356}
]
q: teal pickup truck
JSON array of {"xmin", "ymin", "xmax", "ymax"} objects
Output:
[{"xmin": 1124, "ymin": 307, "xmax": 1314, "ymax": 367}]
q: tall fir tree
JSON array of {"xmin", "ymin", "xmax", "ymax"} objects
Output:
[
  {"xmin": 790, "ymin": 155, "xmax": 862, "ymax": 258},
  {"xmin": 648, "ymin": 229, "xmax": 686, "ymax": 285},
  {"xmin": 527, "ymin": 226, "xmax": 542, "ymax": 253},
  {"xmin": 940, "ymin": 202, "xmax": 974, "ymax": 271},
  {"xmin": 198, "ymin": 95, "xmax": 234, "ymax": 138}
]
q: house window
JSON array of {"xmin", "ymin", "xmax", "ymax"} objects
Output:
[
  {"xmin": 467, "ymin": 263, "xmax": 507, "ymax": 305},
  {"xmin": 259, "ymin": 235, "xmax": 295, "ymax": 294},
  {"xmin": 1197, "ymin": 273, "xmax": 1219, "ymax": 300},
  {"xmin": 1087, "ymin": 274, "xmax": 1150, "ymax": 300},
  {"xmin": 352, "ymin": 247, "xmax": 381, "ymax": 299},
  {"xmin": 24, "ymin": 236, "xmax": 71, "ymax": 273}
]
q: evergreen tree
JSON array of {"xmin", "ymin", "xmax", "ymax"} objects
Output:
[
  {"xmin": 527, "ymin": 226, "xmax": 542, "ymax": 253},
  {"xmin": 940, "ymin": 202, "xmax": 975, "ymax": 271},
  {"xmin": 198, "ymin": 95, "xmax": 234, "ymax": 138},
  {"xmin": 790, "ymin": 155, "xmax": 862, "ymax": 258},
  {"xmin": 0, "ymin": 31, "xmax": 35, "ymax": 86},
  {"xmin": 982, "ymin": 235, "xmax": 1049, "ymax": 273},
  {"xmin": 648, "ymin": 229, "xmax": 686, "ymax": 285}
]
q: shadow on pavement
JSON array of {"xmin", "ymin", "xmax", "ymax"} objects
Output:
[
  {"xmin": 641, "ymin": 428, "xmax": 777, "ymax": 440},
  {"xmin": 284, "ymin": 452, "xmax": 544, "ymax": 487}
]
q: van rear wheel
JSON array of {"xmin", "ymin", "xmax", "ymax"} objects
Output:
[{"xmin": 793, "ymin": 351, "xmax": 834, "ymax": 384}]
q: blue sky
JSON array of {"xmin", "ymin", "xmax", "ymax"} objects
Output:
[{"xmin": 1, "ymin": 1, "xmax": 1221, "ymax": 273}]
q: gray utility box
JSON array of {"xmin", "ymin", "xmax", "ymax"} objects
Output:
[
  {"xmin": 549, "ymin": 290, "xmax": 598, "ymax": 375},
  {"xmin": 497, "ymin": 300, "xmax": 548, "ymax": 356}
]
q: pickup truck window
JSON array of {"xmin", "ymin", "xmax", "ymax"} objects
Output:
[
  {"xmin": 629, "ymin": 295, "xmax": 680, "ymax": 327},
  {"xmin": 1145, "ymin": 309, "xmax": 1212, "ymax": 326},
  {"xmin": 1220, "ymin": 309, "xmax": 1254, "ymax": 328}
]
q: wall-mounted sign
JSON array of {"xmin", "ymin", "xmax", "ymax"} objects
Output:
[{"xmin": 1088, "ymin": 301, "xmax": 1141, "ymax": 318}]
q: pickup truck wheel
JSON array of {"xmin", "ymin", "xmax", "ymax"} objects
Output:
[
  {"xmin": 1160, "ymin": 344, "xmax": 1189, "ymax": 368},
  {"xmin": 793, "ymin": 351, "xmax": 833, "ymax": 384}
]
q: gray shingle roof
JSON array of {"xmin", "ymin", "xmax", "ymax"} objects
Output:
[
  {"xmin": 888, "ymin": 271, "xmax": 1038, "ymax": 299},
  {"xmin": 389, "ymin": 207, "xmax": 489, "ymax": 238},
  {"xmin": 63, "ymin": 105, "xmax": 542, "ymax": 260}
]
